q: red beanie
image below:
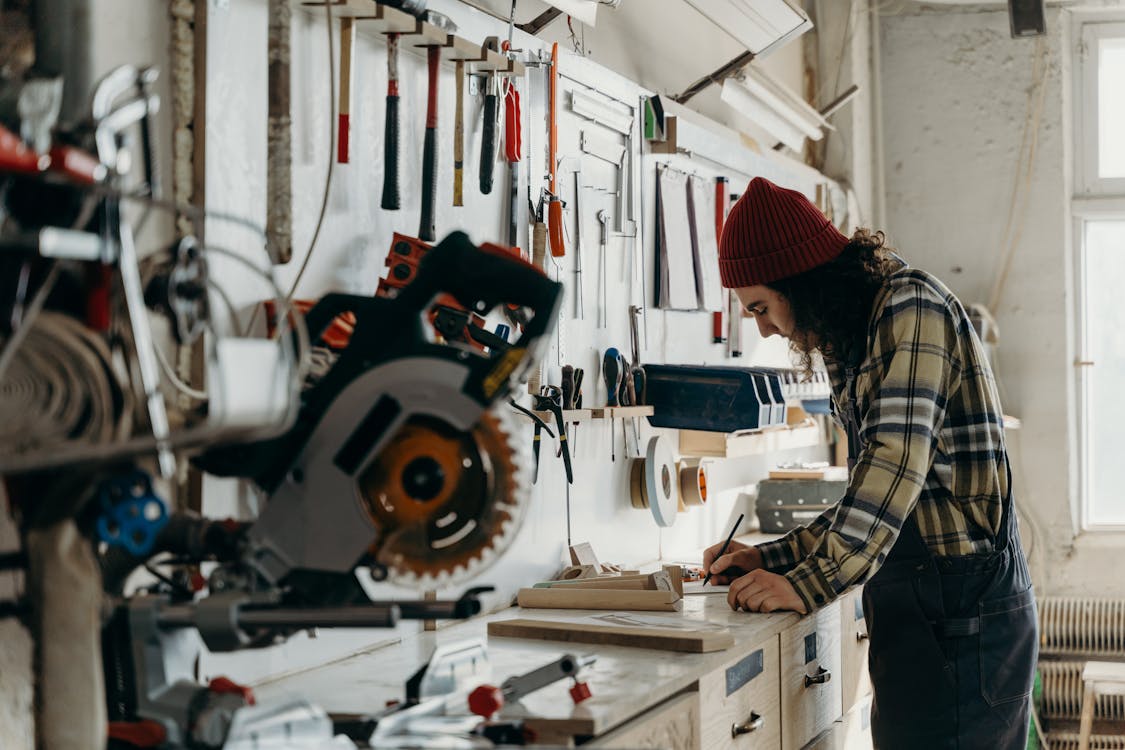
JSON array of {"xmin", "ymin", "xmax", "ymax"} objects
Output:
[{"xmin": 718, "ymin": 177, "xmax": 850, "ymax": 288}]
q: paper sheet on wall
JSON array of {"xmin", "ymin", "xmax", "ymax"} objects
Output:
[
  {"xmin": 689, "ymin": 176, "xmax": 723, "ymax": 312},
  {"xmin": 657, "ymin": 167, "xmax": 699, "ymax": 310}
]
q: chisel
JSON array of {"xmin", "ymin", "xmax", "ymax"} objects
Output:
[{"xmin": 380, "ymin": 32, "xmax": 401, "ymax": 210}]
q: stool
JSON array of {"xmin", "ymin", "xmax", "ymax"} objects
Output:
[{"xmin": 1078, "ymin": 661, "xmax": 1125, "ymax": 750}]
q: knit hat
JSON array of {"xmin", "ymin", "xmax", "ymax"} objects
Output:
[{"xmin": 718, "ymin": 177, "xmax": 850, "ymax": 288}]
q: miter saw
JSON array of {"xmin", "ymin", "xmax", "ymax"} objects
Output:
[{"xmin": 101, "ymin": 232, "xmax": 563, "ymax": 749}]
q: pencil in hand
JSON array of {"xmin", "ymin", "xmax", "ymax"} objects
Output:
[{"xmin": 703, "ymin": 513, "xmax": 745, "ymax": 586}]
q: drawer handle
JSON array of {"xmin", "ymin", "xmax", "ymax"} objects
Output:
[
  {"xmin": 804, "ymin": 667, "xmax": 831, "ymax": 687},
  {"xmin": 731, "ymin": 712, "xmax": 764, "ymax": 737},
  {"xmin": 857, "ymin": 631, "xmax": 870, "ymax": 642}
]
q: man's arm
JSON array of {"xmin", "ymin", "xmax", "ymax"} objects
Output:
[{"xmin": 783, "ymin": 282, "xmax": 961, "ymax": 612}]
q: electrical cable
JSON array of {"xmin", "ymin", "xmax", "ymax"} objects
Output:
[
  {"xmin": 153, "ymin": 341, "xmax": 209, "ymax": 401},
  {"xmin": 987, "ymin": 36, "xmax": 1049, "ymax": 314},
  {"xmin": 281, "ymin": 0, "xmax": 337, "ymax": 306}
]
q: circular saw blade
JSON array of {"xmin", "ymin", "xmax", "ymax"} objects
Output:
[{"xmin": 358, "ymin": 406, "xmax": 528, "ymax": 588}]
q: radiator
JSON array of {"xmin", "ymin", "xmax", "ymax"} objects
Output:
[
  {"xmin": 1038, "ymin": 596, "xmax": 1125, "ymax": 744},
  {"xmin": 1039, "ymin": 661, "xmax": 1125, "ymax": 721},
  {"xmin": 1042, "ymin": 734, "xmax": 1125, "ymax": 750},
  {"xmin": 1040, "ymin": 597, "xmax": 1125, "ymax": 657}
]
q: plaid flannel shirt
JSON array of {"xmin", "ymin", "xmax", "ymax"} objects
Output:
[{"xmin": 757, "ymin": 266, "xmax": 1009, "ymax": 612}]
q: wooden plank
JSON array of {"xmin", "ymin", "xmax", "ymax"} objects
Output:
[
  {"xmin": 516, "ymin": 587, "xmax": 681, "ymax": 611},
  {"xmin": 488, "ymin": 616, "xmax": 734, "ymax": 653}
]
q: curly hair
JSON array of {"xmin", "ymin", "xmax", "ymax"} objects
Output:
[{"xmin": 766, "ymin": 229, "xmax": 901, "ymax": 375}]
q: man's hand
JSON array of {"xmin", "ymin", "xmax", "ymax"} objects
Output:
[
  {"xmin": 702, "ymin": 540, "xmax": 763, "ymax": 586},
  {"xmin": 727, "ymin": 569, "xmax": 807, "ymax": 614}
]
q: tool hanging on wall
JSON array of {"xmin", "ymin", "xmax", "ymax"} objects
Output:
[
  {"xmin": 547, "ymin": 42, "xmax": 565, "ymax": 258},
  {"xmin": 533, "ymin": 385, "xmax": 573, "ymax": 484},
  {"xmin": 267, "ymin": 0, "xmax": 293, "ymax": 262},
  {"xmin": 479, "ymin": 37, "xmax": 500, "ymax": 195},
  {"xmin": 726, "ymin": 191, "xmax": 742, "ymax": 357},
  {"xmin": 602, "ymin": 347, "xmax": 621, "ymax": 461},
  {"xmin": 381, "ymin": 32, "xmax": 401, "ymax": 210},
  {"xmin": 453, "ymin": 59, "xmax": 465, "ymax": 206},
  {"xmin": 418, "ymin": 43, "xmax": 441, "ymax": 241},
  {"xmin": 572, "ymin": 170, "xmax": 585, "ymax": 318},
  {"xmin": 713, "ymin": 176, "xmax": 729, "ymax": 344},
  {"xmin": 504, "ymin": 55, "xmax": 522, "ymax": 250},
  {"xmin": 596, "ymin": 208, "xmax": 610, "ymax": 329},
  {"xmin": 629, "ymin": 436, "xmax": 679, "ymax": 528},
  {"xmin": 337, "ymin": 18, "xmax": 354, "ymax": 164}
]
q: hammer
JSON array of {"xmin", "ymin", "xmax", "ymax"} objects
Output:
[{"xmin": 418, "ymin": 11, "xmax": 457, "ymax": 241}]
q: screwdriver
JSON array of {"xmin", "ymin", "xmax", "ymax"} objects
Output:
[{"xmin": 603, "ymin": 348, "xmax": 621, "ymax": 461}]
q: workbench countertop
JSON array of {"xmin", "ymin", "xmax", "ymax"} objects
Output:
[{"xmin": 253, "ymin": 593, "xmax": 801, "ymax": 739}]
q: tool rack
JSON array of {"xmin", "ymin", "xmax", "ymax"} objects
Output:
[{"xmin": 301, "ymin": 1, "xmax": 527, "ymax": 76}]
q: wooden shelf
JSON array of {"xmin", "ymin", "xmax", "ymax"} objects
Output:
[
  {"xmin": 678, "ymin": 419, "xmax": 823, "ymax": 458},
  {"xmin": 590, "ymin": 406, "xmax": 654, "ymax": 419}
]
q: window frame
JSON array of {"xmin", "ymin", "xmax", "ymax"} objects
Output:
[
  {"xmin": 1075, "ymin": 20, "xmax": 1125, "ymax": 196},
  {"xmin": 1072, "ymin": 13, "xmax": 1125, "ymax": 530}
]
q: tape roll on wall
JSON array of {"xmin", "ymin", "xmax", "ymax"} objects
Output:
[
  {"xmin": 679, "ymin": 459, "xmax": 708, "ymax": 508},
  {"xmin": 629, "ymin": 435, "xmax": 678, "ymax": 528}
]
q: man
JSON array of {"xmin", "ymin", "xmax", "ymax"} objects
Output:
[{"xmin": 703, "ymin": 177, "xmax": 1037, "ymax": 748}]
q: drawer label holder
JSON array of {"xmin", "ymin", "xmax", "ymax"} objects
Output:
[
  {"xmin": 725, "ymin": 649, "xmax": 765, "ymax": 696},
  {"xmin": 804, "ymin": 632, "xmax": 817, "ymax": 664}
]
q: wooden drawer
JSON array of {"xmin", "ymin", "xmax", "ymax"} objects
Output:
[
  {"xmin": 698, "ymin": 635, "xmax": 781, "ymax": 750},
  {"xmin": 838, "ymin": 695, "xmax": 873, "ymax": 750},
  {"xmin": 586, "ymin": 691, "xmax": 700, "ymax": 750},
  {"xmin": 839, "ymin": 588, "xmax": 871, "ymax": 714},
  {"xmin": 779, "ymin": 603, "xmax": 842, "ymax": 750}
]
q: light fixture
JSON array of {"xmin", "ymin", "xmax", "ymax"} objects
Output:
[
  {"xmin": 720, "ymin": 68, "xmax": 828, "ymax": 152},
  {"xmin": 683, "ymin": 0, "xmax": 811, "ymax": 58}
]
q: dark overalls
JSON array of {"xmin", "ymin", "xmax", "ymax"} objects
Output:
[{"xmin": 840, "ymin": 372, "xmax": 1038, "ymax": 749}]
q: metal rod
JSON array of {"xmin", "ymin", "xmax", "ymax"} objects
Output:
[
  {"xmin": 671, "ymin": 50, "xmax": 755, "ymax": 105},
  {"xmin": 158, "ymin": 605, "xmax": 400, "ymax": 630}
]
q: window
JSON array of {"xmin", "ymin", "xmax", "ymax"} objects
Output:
[{"xmin": 1074, "ymin": 16, "xmax": 1125, "ymax": 528}]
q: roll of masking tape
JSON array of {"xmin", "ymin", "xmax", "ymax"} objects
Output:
[{"xmin": 679, "ymin": 459, "xmax": 708, "ymax": 508}]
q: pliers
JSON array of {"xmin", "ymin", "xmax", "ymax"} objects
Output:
[
  {"xmin": 532, "ymin": 385, "xmax": 573, "ymax": 485},
  {"xmin": 509, "ymin": 399, "xmax": 554, "ymax": 484}
]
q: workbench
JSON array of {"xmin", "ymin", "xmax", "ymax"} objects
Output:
[{"xmin": 254, "ymin": 581, "xmax": 873, "ymax": 749}]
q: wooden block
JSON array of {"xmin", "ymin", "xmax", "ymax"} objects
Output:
[
  {"xmin": 516, "ymin": 587, "xmax": 681, "ymax": 611},
  {"xmin": 441, "ymin": 34, "xmax": 480, "ymax": 61},
  {"xmin": 557, "ymin": 564, "xmax": 599, "ymax": 580},
  {"xmin": 301, "ymin": 0, "xmax": 377, "ymax": 18},
  {"xmin": 541, "ymin": 571, "xmax": 669, "ymax": 591},
  {"xmin": 357, "ymin": 3, "xmax": 415, "ymax": 32},
  {"xmin": 488, "ymin": 615, "xmax": 734, "ymax": 653},
  {"xmin": 569, "ymin": 542, "xmax": 601, "ymax": 569}
]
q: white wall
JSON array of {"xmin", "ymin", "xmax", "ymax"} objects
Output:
[
  {"xmin": 197, "ymin": 0, "xmax": 833, "ymax": 685},
  {"xmin": 877, "ymin": 4, "xmax": 1125, "ymax": 597}
]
